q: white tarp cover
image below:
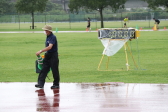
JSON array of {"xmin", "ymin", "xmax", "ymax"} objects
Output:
[
  {"xmin": 101, "ymin": 39, "xmax": 129, "ymax": 56},
  {"xmin": 98, "ymin": 28, "xmax": 135, "ymax": 56}
]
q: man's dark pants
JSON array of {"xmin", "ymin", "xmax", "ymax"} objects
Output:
[{"xmin": 38, "ymin": 52, "xmax": 60, "ymax": 87}]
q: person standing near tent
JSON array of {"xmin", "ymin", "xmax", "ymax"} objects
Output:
[
  {"xmin": 35, "ymin": 25, "xmax": 60, "ymax": 89},
  {"xmin": 123, "ymin": 17, "xmax": 129, "ymax": 28},
  {"xmin": 86, "ymin": 17, "xmax": 91, "ymax": 31},
  {"xmin": 153, "ymin": 18, "xmax": 160, "ymax": 29}
]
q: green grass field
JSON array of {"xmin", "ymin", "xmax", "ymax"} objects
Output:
[
  {"xmin": 0, "ymin": 20, "xmax": 168, "ymax": 31},
  {"xmin": 0, "ymin": 30, "xmax": 167, "ymax": 83}
]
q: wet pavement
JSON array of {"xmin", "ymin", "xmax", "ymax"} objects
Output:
[{"xmin": 0, "ymin": 82, "xmax": 168, "ymax": 112}]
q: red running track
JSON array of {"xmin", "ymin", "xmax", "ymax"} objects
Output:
[{"xmin": 0, "ymin": 82, "xmax": 168, "ymax": 112}]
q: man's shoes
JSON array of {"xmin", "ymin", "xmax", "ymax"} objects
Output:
[
  {"xmin": 35, "ymin": 84, "xmax": 43, "ymax": 89},
  {"xmin": 51, "ymin": 85, "xmax": 59, "ymax": 89}
]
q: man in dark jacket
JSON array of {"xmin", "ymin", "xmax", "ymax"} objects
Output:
[{"xmin": 35, "ymin": 25, "xmax": 60, "ymax": 89}]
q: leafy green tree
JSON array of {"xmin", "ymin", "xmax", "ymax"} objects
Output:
[
  {"xmin": 15, "ymin": 0, "xmax": 48, "ymax": 29},
  {"xmin": 0, "ymin": 0, "xmax": 15, "ymax": 14},
  {"xmin": 68, "ymin": 0, "xmax": 126, "ymax": 28},
  {"xmin": 142, "ymin": 0, "xmax": 168, "ymax": 10},
  {"xmin": 44, "ymin": 1, "xmax": 66, "ymax": 14}
]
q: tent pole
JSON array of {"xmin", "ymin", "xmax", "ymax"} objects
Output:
[
  {"xmin": 126, "ymin": 42, "xmax": 138, "ymax": 69},
  {"xmin": 98, "ymin": 54, "xmax": 105, "ymax": 70},
  {"xmin": 124, "ymin": 43, "xmax": 129, "ymax": 71}
]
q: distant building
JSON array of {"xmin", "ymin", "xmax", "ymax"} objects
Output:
[
  {"xmin": 125, "ymin": 0, "xmax": 148, "ymax": 8},
  {"xmin": 51, "ymin": 0, "xmax": 148, "ymax": 12}
]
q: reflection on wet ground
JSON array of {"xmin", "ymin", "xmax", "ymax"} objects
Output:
[{"xmin": 0, "ymin": 82, "xmax": 168, "ymax": 112}]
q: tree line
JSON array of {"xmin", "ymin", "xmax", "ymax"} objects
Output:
[
  {"xmin": 0, "ymin": 0, "xmax": 167, "ymax": 29},
  {"xmin": 0, "ymin": 0, "xmax": 66, "ymax": 15}
]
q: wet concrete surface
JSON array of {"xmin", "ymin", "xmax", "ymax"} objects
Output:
[{"xmin": 0, "ymin": 82, "xmax": 168, "ymax": 112}]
